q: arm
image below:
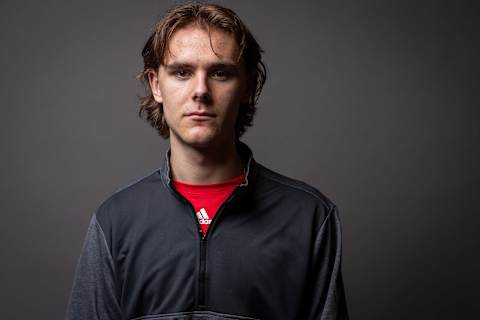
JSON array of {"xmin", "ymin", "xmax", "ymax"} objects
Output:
[
  {"xmin": 65, "ymin": 214, "xmax": 122, "ymax": 320},
  {"xmin": 303, "ymin": 206, "xmax": 349, "ymax": 320}
]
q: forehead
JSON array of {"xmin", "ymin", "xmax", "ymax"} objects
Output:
[{"xmin": 164, "ymin": 24, "xmax": 241, "ymax": 64}]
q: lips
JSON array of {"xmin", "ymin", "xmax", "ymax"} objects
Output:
[{"xmin": 186, "ymin": 112, "xmax": 215, "ymax": 120}]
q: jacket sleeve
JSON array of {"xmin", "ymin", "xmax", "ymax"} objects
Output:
[
  {"xmin": 304, "ymin": 205, "xmax": 349, "ymax": 320},
  {"xmin": 65, "ymin": 213, "xmax": 122, "ymax": 320}
]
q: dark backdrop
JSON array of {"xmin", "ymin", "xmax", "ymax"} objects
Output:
[{"xmin": 1, "ymin": 0, "xmax": 479, "ymax": 319}]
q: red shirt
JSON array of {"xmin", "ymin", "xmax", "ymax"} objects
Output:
[{"xmin": 172, "ymin": 172, "xmax": 245, "ymax": 236}]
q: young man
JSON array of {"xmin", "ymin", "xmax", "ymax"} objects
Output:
[{"xmin": 66, "ymin": 3, "xmax": 348, "ymax": 320}]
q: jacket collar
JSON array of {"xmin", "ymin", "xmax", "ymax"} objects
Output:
[{"xmin": 159, "ymin": 140, "xmax": 257, "ymax": 189}]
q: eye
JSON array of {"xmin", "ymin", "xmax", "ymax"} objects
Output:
[
  {"xmin": 211, "ymin": 69, "xmax": 230, "ymax": 80},
  {"xmin": 173, "ymin": 69, "xmax": 191, "ymax": 79}
]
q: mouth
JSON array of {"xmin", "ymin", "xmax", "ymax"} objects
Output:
[{"xmin": 186, "ymin": 112, "xmax": 216, "ymax": 120}]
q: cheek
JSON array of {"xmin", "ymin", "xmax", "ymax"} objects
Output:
[
  {"xmin": 162, "ymin": 84, "xmax": 187, "ymax": 105},
  {"xmin": 220, "ymin": 95, "xmax": 242, "ymax": 124},
  {"xmin": 215, "ymin": 84, "xmax": 244, "ymax": 108},
  {"xmin": 161, "ymin": 85, "xmax": 189, "ymax": 118}
]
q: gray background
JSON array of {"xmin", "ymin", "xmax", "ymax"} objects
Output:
[{"xmin": 1, "ymin": 0, "xmax": 479, "ymax": 319}]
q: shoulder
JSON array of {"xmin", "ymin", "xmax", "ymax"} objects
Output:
[
  {"xmin": 254, "ymin": 162, "xmax": 336, "ymax": 212},
  {"xmin": 95, "ymin": 167, "xmax": 164, "ymax": 227}
]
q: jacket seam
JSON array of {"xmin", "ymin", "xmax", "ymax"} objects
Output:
[
  {"xmin": 93, "ymin": 212, "xmax": 121, "ymax": 307},
  {"xmin": 93, "ymin": 213, "xmax": 115, "ymax": 267},
  {"xmin": 259, "ymin": 171, "xmax": 331, "ymax": 209},
  {"xmin": 314, "ymin": 205, "xmax": 336, "ymax": 240},
  {"xmin": 129, "ymin": 310, "xmax": 260, "ymax": 320},
  {"xmin": 111, "ymin": 167, "xmax": 162, "ymax": 196},
  {"xmin": 315, "ymin": 205, "xmax": 343, "ymax": 317}
]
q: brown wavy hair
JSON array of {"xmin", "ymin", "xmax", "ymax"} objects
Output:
[{"xmin": 137, "ymin": 2, "xmax": 267, "ymax": 139}]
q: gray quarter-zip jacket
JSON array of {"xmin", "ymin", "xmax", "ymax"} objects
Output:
[{"xmin": 66, "ymin": 142, "xmax": 348, "ymax": 320}]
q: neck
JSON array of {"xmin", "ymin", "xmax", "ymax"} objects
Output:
[{"xmin": 169, "ymin": 138, "xmax": 244, "ymax": 185}]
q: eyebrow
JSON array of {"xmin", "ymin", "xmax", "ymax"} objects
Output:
[{"xmin": 164, "ymin": 62, "xmax": 240, "ymax": 71}]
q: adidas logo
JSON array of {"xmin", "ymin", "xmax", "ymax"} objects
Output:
[{"xmin": 196, "ymin": 208, "xmax": 211, "ymax": 225}]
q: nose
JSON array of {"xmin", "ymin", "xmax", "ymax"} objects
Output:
[{"xmin": 192, "ymin": 72, "xmax": 211, "ymax": 103}]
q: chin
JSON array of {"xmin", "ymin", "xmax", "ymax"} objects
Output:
[
  {"xmin": 181, "ymin": 130, "xmax": 220, "ymax": 148},
  {"xmin": 171, "ymin": 126, "xmax": 233, "ymax": 149}
]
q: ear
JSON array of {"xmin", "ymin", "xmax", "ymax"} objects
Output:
[{"xmin": 148, "ymin": 69, "xmax": 163, "ymax": 103}]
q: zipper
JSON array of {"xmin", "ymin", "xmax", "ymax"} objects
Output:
[
  {"xmin": 197, "ymin": 187, "xmax": 242, "ymax": 308},
  {"xmin": 198, "ymin": 236, "xmax": 207, "ymax": 308},
  {"xmin": 204, "ymin": 187, "xmax": 241, "ymax": 239},
  {"xmin": 169, "ymin": 184, "xmax": 243, "ymax": 309},
  {"xmin": 168, "ymin": 186, "xmax": 205, "ymax": 307}
]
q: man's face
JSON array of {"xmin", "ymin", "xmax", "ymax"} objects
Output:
[{"xmin": 149, "ymin": 24, "xmax": 248, "ymax": 149}]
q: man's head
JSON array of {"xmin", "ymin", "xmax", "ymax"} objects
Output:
[{"xmin": 138, "ymin": 3, "xmax": 266, "ymax": 142}]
